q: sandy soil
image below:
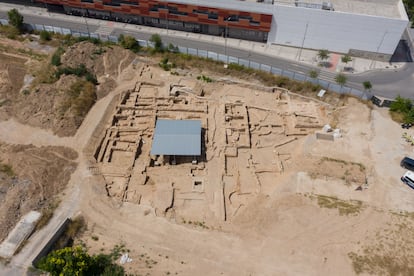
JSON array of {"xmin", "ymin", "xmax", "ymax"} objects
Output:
[{"xmin": 77, "ymin": 91, "xmax": 414, "ymax": 276}]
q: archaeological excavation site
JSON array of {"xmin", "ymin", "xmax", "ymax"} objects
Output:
[{"xmin": 92, "ymin": 63, "xmax": 329, "ymax": 223}]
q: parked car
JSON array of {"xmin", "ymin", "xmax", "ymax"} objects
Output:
[
  {"xmin": 401, "ymin": 171, "xmax": 414, "ymax": 189},
  {"xmin": 401, "ymin": 157, "xmax": 414, "ymax": 171},
  {"xmin": 401, "ymin": 123, "xmax": 413, "ymax": 129}
]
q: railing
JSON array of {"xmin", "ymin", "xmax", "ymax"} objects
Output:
[{"xmin": 0, "ymin": 19, "xmax": 372, "ymax": 100}]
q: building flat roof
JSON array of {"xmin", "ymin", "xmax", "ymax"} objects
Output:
[
  {"xmin": 168, "ymin": 0, "xmax": 407, "ymax": 19},
  {"xmin": 151, "ymin": 119, "xmax": 201, "ymax": 156},
  {"xmin": 277, "ymin": 0, "xmax": 405, "ymax": 19}
]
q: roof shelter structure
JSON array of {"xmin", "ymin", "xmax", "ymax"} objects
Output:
[{"xmin": 151, "ymin": 119, "xmax": 201, "ymax": 156}]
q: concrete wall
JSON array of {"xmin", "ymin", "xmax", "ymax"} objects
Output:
[{"xmin": 268, "ymin": 4, "xmax": 409, "ymax": 60}]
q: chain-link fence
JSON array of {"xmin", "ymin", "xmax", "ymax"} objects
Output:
[{"xmin": 0, "ymin": 19, "xmax": 372, "ymax": 100}]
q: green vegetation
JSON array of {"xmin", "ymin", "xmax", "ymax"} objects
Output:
[
  {"xmin": 362, "ymin": 81, "xmax": 372, "ymax": 92},
  {"xmin": 55, "ymin": 64, "xmax": 98, "ymax": 85},
  {"xmin": 308, "ymin": 69, "xmax": 319, "ymax": 80},
  {"xmin": 0, "ymin": 24, "xmax": 20, "ymax": 39},
  {"xmin": 341, "ymin": 54, "xmax": 352, "ymax": 65},
  {"xmin": 159, "ymin": 57, "xmax": 176, "ymax": 71},
  {"xmin": 61, "ymin": 80, "xmax": 97, "ymax": 119},
  {"xmin": 390, "ymin": 95, "xmax": 414, "ymax": 123},
  {"xmin": 37, "ymin": 245, "xmax": 126, "ymax": 276},
  {"xmin": 0, "ymin": 162, "xmax": 14, "ymax": 177},
  {"xmin": 7, "ymin": 9, "xmax": 24, "ymax": 33},
  {"xmin": 118, "ymin": 34, "xmax": 140, "ymax": 53},
  {"xmin": 197, "ymin": 75, "xmax": 213, "ymax": 83},
  {"xmin": 404, "ymin": 0, "xmax": 414, "ymax": 26},
  {"xmin": 149, "ymin": 33, "xmax": 164, "ymax": 53},
  {"xmin": 317, "ymin": 49, "xmax": 330, "ymax": 67},
  {"xmin": 335, "ymin": 73, "xmax": 347, "ymax": 88},
  {"xmin": 39, "ymin": 30, "xmax": 52, "ymax": 42},
  {"xmin": 51, "ymin": 47, "xmax": 65, "ymax": 66},
  {"xmin": 313, "ymin": 194, "xmax": 364, "ymax": 216},
  {"xmin": 161, "ymin": 52, "xmax": 324, "ymax": 97}
]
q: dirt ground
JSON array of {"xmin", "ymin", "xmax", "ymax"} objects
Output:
[
  {"xmin": 1, "ymin": 35, "xmax": 414, "ymax": 275},
  {"xmin": 0, "ymin": 37, "xmax": 135, "ymax": 136},
  {"xmin": 0, "ymin": 144, "xmax": 77, "ymax": 242}
]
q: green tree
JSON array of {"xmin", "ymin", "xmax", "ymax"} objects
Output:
[
  {"xmin": 317, "ymin": 49, "xmax": 330, "ymax": 61},
  {"xmin": 341, "ymin": 54, "xmax": 352, "ymax": 64},
  {"xmin": 7, "ymin": 9, "xmax": 24, "ymax": 33},
  {"xmin": 149, "ymin": 34, "xmax": 164, "ymax": 53},
  {"xmin": 37, "ymin": 246, "xmax": 125, "ymax": 276},
  {"xmin": 317, "ymin": 49, "xmax": 330, "ymax": 67},
  {"xmin": 335, "ymin": 73, "xmax": 347, "ymax": 88},
  {"xmin": 362, "ymin": 81, "xmax": 372, "ymax": 92},
  {"xmin": 37, "ymin": 246, "xmax": 93, "ymax": 275},
  {"xmin": 308, "ymin": 69, "xmax": 319, "ymax": 79}
]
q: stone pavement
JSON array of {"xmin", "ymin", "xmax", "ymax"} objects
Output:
[{"xmin": 0, "ymin": 2, "xmax": 406, "ymax": 74}]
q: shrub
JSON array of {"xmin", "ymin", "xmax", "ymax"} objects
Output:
[
  {"xmin": 7, "ymin": 9, "xmax": 24, "ymax": 33},
  {"xmin": 0, "ymin": 24, "xmax": 20, "ymax": 39},
  {"xmin": 51, "ymin": 47, "xmax": 65, "ymax": 66},
  {"xmin": 40, "ymin": 30, "xmax": 52, "ymax": 42},
  {"xmin": 118, "ymin": 34, "xmax": 141, "ymax": 53},
  {"xmin": 149, "ymin": 34, "xmax": 164, "ymax": 53},
  {"xmin": 55, "ymin": 64, "xmax": 98, "ymax": 85},
  {"xmin": 61, "ymin": 80, "xmax": 97, "ymax": 118},
  {"xmin": 37, "ymin": 246, "xmax": 126, "ymax": 276}
]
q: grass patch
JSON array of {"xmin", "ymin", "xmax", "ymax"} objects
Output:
[
  {"xmin": 348, "ymin": 252, "xmax": 414, "ymax": 275},
  {"xmin": 32, "ymin": 63, "xmax": 57, "ymax": 84},
  {"xmin": 389, "ymin": 110, "xmax": 405, "ymax": 123},
  {"xmin": 313, "ymin": 194, "xmax": 364, "ymax": 215},
  {"xmin": 0, "ymin": 162, "xmax": 14, "ymax": 177},
  {"xmin": 0, "ymin": 25, "xmax": 21, "ymax": 40},
  {"xmin": 35, "ymin": 200, "xmax": 60, "ymax": 230},
  {"xmin": 60, "ymin": 80, "xmax": 97, "ymax": 119},
  {"xmin": 320, "ymin": 157, "xmax": 366, "ymax": 172}
]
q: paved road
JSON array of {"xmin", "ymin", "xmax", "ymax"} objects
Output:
[{"xmin": 1, "ymin": 9, "xmax": 413, "ymax": 99}]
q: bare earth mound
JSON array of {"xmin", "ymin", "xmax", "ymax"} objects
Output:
[
  {"xmin": 0, "ymin": 38, "xmax": 136, "ymax": 136},
  {"xmin": 0, "ymin": 144, "xmax": 77, "ymax": 242}
]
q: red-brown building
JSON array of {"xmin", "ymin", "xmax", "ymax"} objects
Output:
[{"xmin": 35, "ymin": 0, "xmax": 273, "ymax": 41}]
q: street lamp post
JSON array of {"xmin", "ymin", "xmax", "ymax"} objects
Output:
[
  {"xmin": 370, "ymin": 30, "xmax": 387, "ymax": 69},
  {"xmin": 224, "ymin": 18, "xmax": 230, "ymax": 66},
  {"xmin": 81, "ymin": 3, "xmax": 90, "ymax": 36},
  {"xmin": 298, "ymin": 22, "xmax": 308, "ymax": 61}
]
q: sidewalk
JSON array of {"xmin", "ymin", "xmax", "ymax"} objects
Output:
[{"xmin": 0, "ymin": 2, "xmax": 406, "ymax": 74}]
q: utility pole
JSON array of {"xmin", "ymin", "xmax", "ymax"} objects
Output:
[
  {"xmin": 224, "ymin": 17, "xmax": 230, "ymax": 66},
  {"xmin": 370, "ymin": 30, "xmax": 387, "ymax": 69},
  {"xmin": 298, "ymin": 22, "xmax": 308, "ymax": 61},
  {"xmin": 81, "ymin": 3, "xmax": 90, "ymax": 37}
]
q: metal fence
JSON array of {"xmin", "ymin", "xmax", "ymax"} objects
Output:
[{"xmin": 0, "ymin": 19, "xmax": 371, "ymax": 100}]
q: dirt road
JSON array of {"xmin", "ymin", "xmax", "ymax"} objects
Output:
[{"xmin": 0, "ymin": 62, "xmax": 142, "ymax": 274}]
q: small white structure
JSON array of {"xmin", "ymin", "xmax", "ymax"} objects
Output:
[{"xmin": 0, "ymin": 211, "xmax": 41, "ymax": 258}]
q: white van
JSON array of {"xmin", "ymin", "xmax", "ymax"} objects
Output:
[{"xmin": 401, "ymin": 171, "xmax": 414, "ymax": 189}]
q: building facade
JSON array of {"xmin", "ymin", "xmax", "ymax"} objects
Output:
[{"xmin": 33, "ymin": 0, "xmax": 409, "ymax": 60}]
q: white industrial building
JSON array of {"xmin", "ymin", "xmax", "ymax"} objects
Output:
[
  {"xmin": 40, "ymin": 0, "xmax": 410, "ymax": 60},
  {"xmin": 171, "ymin": 0, "xmax": 409, "ymax": 60}
]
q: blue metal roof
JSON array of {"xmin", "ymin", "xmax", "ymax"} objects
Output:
[{"xmin": 151, "ymin": 119, "xmax": 201, "ymax": 156}]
